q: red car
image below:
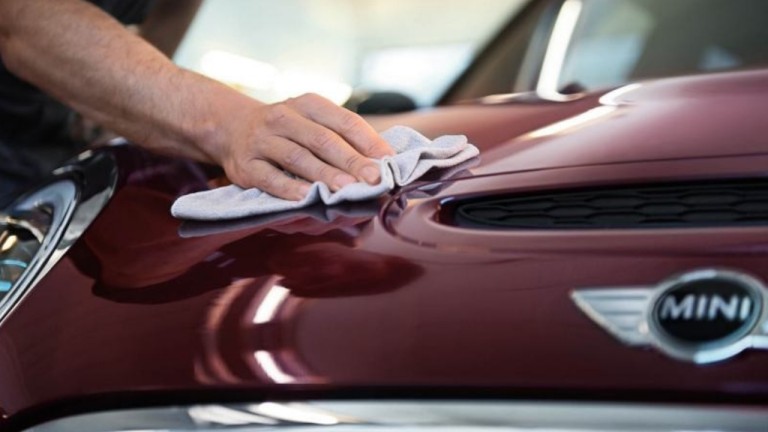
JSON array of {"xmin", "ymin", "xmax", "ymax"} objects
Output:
[{"xmin": 2, "ymin": 0, "xmax": 768, "ymax": 430}]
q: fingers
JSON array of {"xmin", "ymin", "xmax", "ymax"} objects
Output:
[
  {"xmin": 262, "ymin": 136, "xmax": 358, "ymax": 191},
  {"xmin": 218, "ymin": 93, "xmax": 396, "ymax": 198},
  {"xmin": 286, "ymin": 93, "xmax": 395, "ymax": 158},
  {"xmin": 235, "ymin": 159, "xmax": 311, "ymax": 201},
  {"xmin": 265, "ymin": 102, "xmax": 383, "ymax": 184}
]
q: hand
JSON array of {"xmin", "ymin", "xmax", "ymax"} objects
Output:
[{"xmin": 216, "ymin": 93, "xmax": 395, "ymax": 200}]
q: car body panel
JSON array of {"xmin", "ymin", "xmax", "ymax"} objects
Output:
[{"xmin": 3, "ymin": 69, "xmax": 768, "ymax": 428}]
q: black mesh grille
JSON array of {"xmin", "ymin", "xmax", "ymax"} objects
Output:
[{"xmin": 450, "ymin": 179, "xmax": 768, "ymax": 229}]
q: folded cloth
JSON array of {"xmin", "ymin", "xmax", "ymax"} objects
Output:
[{"xmin": 171, "ymin": 126, "xmax": 479, "ymax": 220}]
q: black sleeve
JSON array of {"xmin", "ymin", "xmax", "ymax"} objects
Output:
[{"xmin": 86, "ymin": 0, "xmax": 157, "ymax": 25}]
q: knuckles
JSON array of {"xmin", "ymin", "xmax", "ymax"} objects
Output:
[
  {"xmin": 291, "ymin": 92, "xmax": 326, "ymax": 108},
  {"xmin": 337, "ymin": 111, "xmax": 363, "ymax": 135},
  {"xmin": 256, "ymin": 169, "xmax": 284, "ymax": 192},
  {"xmin": 315, "ymin": 164, "xmax": 335, "ymax": 182},
  {"xmin": 282, "ymin": 146, "xmax": 310, "ymax": 168},
  {"xmin": 264, "ymin": 103, "xmax": 292, "ymax": 127},
  {"xmin": 342, "ymin": 152, "xmax": 362, "ymax": 171},
  {"xmin": 224, "ymin": 92, "xmax": 384, "ymax": 194},
  {"xmin": 310, "ymin": 129, "xmax": 338, "ymax": 152},
  {"xmin": 223, "ymin": 160, "xmax": 250, "ymax": 188}
]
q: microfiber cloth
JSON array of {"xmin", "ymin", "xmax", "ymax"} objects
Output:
[{"xmin": 171, "ymin": 126, "xmax": 479, "ymax": 220}]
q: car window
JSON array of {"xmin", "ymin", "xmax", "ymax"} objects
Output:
[
  {"xmin": 174, "ymin": 0, "xmax": 528, "ymax": 107},
  {"xmin": 556, "ymin": 0, "xmax": 768, "ymax": 91},
  {"xmin": 558, "ymin": 0, "xmax": 653, "ymax": 89},
  {"xmin": 448, "ymin": 0, "xmax": 768, "ymax": 102}
]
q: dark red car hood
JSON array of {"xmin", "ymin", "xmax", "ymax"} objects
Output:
[{"xmin": 3, "ymin": 70, "xmax": 768, "ymax": 427}]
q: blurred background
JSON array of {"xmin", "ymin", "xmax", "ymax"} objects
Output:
[
  {"xmin": 174, "ymin": 0, "xmax": 768, "ymax": 111},
  {"xmin": 174, "ymin": 0, "xmax": 526, "ymax": 107},
  {"xmin": 4, "ymin": 0, "xmax": 768, "ymax": 206}
]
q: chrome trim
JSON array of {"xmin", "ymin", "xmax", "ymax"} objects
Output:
[
  {"xmin": 51, "ymin": 151, "xmax": 117, "ymax": 251},
  {"xmin": 0, "ymin": 216, "xmax": 45, "ymax": 243},
  {"xmin": 477, "ymin": 91, "xmax": 585, "ymax": 105},
  {"xmin": 0, "ymin": 181, "xmax": 77, "ymax": 324},
  {"xmin": 0, "ymin": 151, "xmax": 117, "ymax": 325},
  {"xmin": 573, "ymin": 268, "xmax": 768, "ymax": 363},
  {"xmin": 571, "ymin": 287, "xmax": 653, "ymax": 346},
  {"xmin": 25, "ymin": 400, "xmax": 768, "ymax": 431},
  {"xmin": 535, "ymin": 0, "xmax": 584, "ymax": 101}
]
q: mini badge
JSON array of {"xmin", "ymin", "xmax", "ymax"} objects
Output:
[{"xmin": 572, "ymin": 269, "xmax": 768, "ymax": 363}]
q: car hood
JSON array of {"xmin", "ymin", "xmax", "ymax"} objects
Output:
[
  {"xmin": 3, "ymin": 70, "xmax": 768, "ymax": 427},
  {"xmin": 370, "ymin": 69, "xmax": 768, "ymax": 173}
]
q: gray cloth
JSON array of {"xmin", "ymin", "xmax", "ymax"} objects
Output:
[{"xmin": 171, "ymin": 126, "xmax": 480, "ymax": 220}]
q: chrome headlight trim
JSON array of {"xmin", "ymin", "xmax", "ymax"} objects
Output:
[
  {"xmin": 0, "ymin": 180, "xmax": 78, "ymax": 323},
  {"xmin": 0, "ymin": 151, "xmax": 117, "ymax": 325}
]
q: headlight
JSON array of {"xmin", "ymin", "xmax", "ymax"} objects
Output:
[
  {"xmin": 0, "ymin": 151, "xmax": 116, "ymax": 324},
  {"xmin": 23, "ymin": 400, "xmax": 768, "ymax": 431},
  {"xmin": 0, "ymin": 181, "xmax": 78, "ymax": 321}
]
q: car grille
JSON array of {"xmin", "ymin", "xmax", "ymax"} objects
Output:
[{"xmin": 450, "ymin": 179, "xmax": 768, "ymax": 229}]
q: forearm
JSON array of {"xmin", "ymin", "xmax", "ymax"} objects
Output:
[
  {"xmin": 0, "ymin": 0, "xmax": 394, "ymax": 200},
  {"xmin": 0, "ymin": 0, "xmax": 238, "ymax": 162}
]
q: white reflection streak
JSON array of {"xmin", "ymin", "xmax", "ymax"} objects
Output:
[
  {"xmin": 537, "ymin": 0, "xmax": 583, "ymax": 100},
  {"xmin": 599, "ymin": 83, "xmax": 643, "ymax": 106},
  {"xmin": 249, "ymin": 402, "xmax": 340, "ymax": 425},
  {"xmin": 187, "ymin": 405, "xmax": 277, "ymax": 426},
  {"xmin": 199, "ymin": 50, "xmax": 352, "ymax": 105},
  {"xmin": 254, "ymin": 350, "xmax": 296, "ymax": 384},
  {"xmin": 526, "ymin": 105, "xmax": 616, "ymax": 138},
  {"xmin": 274, "ymin": 70, "xmax": 353, "ymax": 105},
  {"xmin": 0, "ymin": 234, "xmax": 17, "ymax": 252},
  {"xmin": 253, "ymin": 285, "xmax": 290, "ymax": 324},
  {"xmin": 200, "ymin": 50, "xmax": 278, "ymax": 90}
]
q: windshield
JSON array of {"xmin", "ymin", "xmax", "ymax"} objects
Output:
[
  {"xmin": 552, "ymin": 0, "xmax": 768, "ymax": 92},
  {"xmin": 175, "ymin": 0, "xmax": 527, "ymax": 107}
]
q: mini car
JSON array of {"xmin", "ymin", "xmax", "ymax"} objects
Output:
[{"xmin": 2, "ymin": 0, "xmax": 768, "ymax": 430}]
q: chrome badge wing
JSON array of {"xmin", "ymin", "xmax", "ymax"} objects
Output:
[
  {"xmin": 571, "ymin": 288, "xmax": 654, "ymax": 346},
  {"xmin": 571, "ymin": 269, "xmax": 768, "ymax": 363}
]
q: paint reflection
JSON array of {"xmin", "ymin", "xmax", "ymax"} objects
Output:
[
  {"xmin": 71, "ymin": 149, "xmax": 384, "ymax": 301},
  {"xmin": 73, "ymin": 145, "xmax": 452, "ymax": 305},
  {"xmin": 83, "ymin": 202, "xmax": 384, "ymax": 302},
  {"xmin": 197, "ymin": 244, "xmax": 423, "ymax": 384},
  {"xmin": 68, "ymin": 148, "xmax": 425, "ymax": 385}
]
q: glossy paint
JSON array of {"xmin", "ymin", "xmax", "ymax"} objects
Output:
[{"xmin": 3, "ymin": 70, "xmax": 768, "ymax": 429}]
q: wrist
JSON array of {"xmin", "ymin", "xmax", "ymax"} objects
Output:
[{"xmin": 180, "ymin": 70, "xmax": 264, "ymax": 165}]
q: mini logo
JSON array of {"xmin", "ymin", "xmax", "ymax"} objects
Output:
[
  {"xmin": 572, "ymin": 269, "xmax": 768, "ymax": 363},
  {"xmin": 652, "ymin": 277, "xmax": 759, "ymax": 346}
]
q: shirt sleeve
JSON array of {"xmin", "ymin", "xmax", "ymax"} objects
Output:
[{"xmin": 86, "ymin": 0, "xmax": 156, "ymax": 25}]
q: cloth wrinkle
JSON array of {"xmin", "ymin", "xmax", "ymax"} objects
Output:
[{"xmin": 171, "ymin": 126, "xmax": 479, "ymax": 220}]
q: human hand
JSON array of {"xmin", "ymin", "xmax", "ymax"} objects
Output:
[{"xmin": 215, "ymin": 93, "xmax": 395, "ymax": 201}]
